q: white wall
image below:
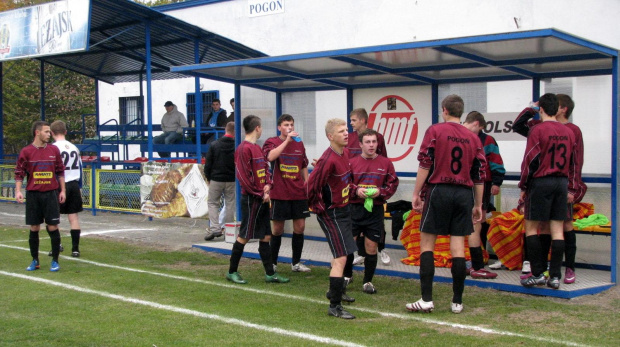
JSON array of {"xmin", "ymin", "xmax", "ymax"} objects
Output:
[{"xmin": 98, "ymin": 0, "xmax": 620, "ymax": 168}]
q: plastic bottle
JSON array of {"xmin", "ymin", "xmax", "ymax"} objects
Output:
[{"xmin": 292, "ymin": 136, "xmax": 302, "ymax": 142}]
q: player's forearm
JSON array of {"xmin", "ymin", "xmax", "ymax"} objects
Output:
[
  {"xmin": 413, "ymin": 168, "xmax": 429, "ymax": 196},
  {"xmin": 474, "ymin": 184, "xmax": 484, "ymax": 207}
]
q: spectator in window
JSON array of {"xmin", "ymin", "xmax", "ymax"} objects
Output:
[
  {"xmin": 206, "ymin": 99, "xmax": 228, "ymax": 127},
  {"xmin": 154, "ymin": 101, "xmax": 188, "ymax": 158}
]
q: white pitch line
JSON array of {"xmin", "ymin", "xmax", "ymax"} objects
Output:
[
  {"xmin": 0, "ymin": 271, "xmax": 364, "ymax": 347},
  {"xmin": 81, "ymin": 228, "xmax": 156, "ymax": 235},
  {"xmin": 0, "ymin": 243, "xmax": 590, "ymax": 347}
]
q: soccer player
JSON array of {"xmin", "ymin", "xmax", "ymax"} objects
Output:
[
  {"xmin": 463, "ymin": 111, "xmax": 506, "ymax": 279},
  {"xmin": 406, "ymin": 95, "xmax": 486, "ymax": 314},
  {"xmin": 307, "ymin": 118, "xmax": 357, "ymax": 319},
  {"xmin": 227, "ymin": 115, "xmax": 289, "ymax": 285},
  {"xmin": 51, "ymin": 120, "xmax": 84, "ymax": 257},
  {"xmin": 347, "ymin": 108, "xmax": 391, "ymax": 267},
  {"xmin": 263, "ymin": 114, "xmax": 311, "ymax": 273},
  {"xmin": 513, "ymin": 94, "xmax": 585, "ymax": 283},
  {"xmin": 349, "ymin": 129, "xmax": 398, "ymax": 294},
  {"xmin": 15, "ymin": 121, "xmax": 66, "ymax": 272},
  {"xmin": 517, "ymin": 93, "xmax": 577, "ymax": 289}
]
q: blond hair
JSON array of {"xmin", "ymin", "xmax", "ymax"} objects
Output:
[{"xmin": 325, "ymin": 118, "xmax": 346, "ymax": 136}]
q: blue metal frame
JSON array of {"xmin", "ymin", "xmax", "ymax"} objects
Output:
[
  {"xmin": 0, "ymin": 62, "xmax": 3, "ymax": 160},
  {"xmin": 611, "ymin": 56, "xmax": 618, "ymax": 283},
  {"xmin": 145, "ymin": 22, "xmax": 153, "ymax": 160},
  {"xmin": 172, "ymin": 28, "xmax": 619, "ymax": 291}
]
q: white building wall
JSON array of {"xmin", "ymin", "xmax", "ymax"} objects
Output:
[{"xmin": 98, "ymin": 0, "xmax": 620, "ymax": 170}]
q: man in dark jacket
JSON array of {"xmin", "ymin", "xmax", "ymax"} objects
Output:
[{"xmin": 204, "ymin": 122, "xmax": 236, "ymax": 240}]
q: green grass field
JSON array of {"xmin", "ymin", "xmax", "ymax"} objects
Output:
[{"xmin": 1, "ymin": 226, "xmax": 618, "ymax": 346}]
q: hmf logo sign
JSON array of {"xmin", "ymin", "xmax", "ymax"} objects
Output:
[{"xmin": 367, "ymin": 95, "xmax": 419, "ymax": 162}]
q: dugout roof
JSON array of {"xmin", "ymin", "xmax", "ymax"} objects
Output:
[
  {"xmin": 36, "ymin": 0, "xmax": 266, "ymax": 84},
  {"xmin": 170, "ymin": 29, "xmax": 617, "ymax": 92}
]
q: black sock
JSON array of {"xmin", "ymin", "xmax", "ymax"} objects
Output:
[
  {"xmin": 329, "ymin": 276, "xmax": 344, "ymax": 307},
  {"xmin": 550, "ymin": 240, "xmax": 565, "ymax": 279},
  {"xmin": 47, "ymin": 228, "xmax": 61, "ymax": 262},
  {"xmin": 343, "ymin": 253, "xmax": 354, "ymax": 278},
  {"xmin": 291, "ymin": 233, "xmax": 304, "ymax": 265},
  {"xmin": 228, "ymin": 241, "xmax": 245, "ymax": 274},
  {"xmin": 70, "ymin": 229, "xmax": 81, "ymax": 252},
  {"xmin": 451, "ymin": 257, "xmax": 466, "ymax": 304},
  {"xmin": 356, "ymin": 236, "xmax": 367, "ymax": 257},
  {"xmin": 259, "ymin": 241, "xmax": 275, "ymax": 276},
  {"xmin": 525, "ymin": 235, "xmax": 545, "ymax": 276},
  {"xmin": 420, "ymin": 251, "xmax": 435, "ymax": 302},
  {"xmin": 539, "ymin": 234, "xmax": 552, "ymax": 264},
  {"xmin": 469, "ymin": 246, "xmax": 484, "ymax": 271},
  {"xmin": 270, "ymin": 235, "xmax": 282, "ymax": 266},
  {"xmin": 378, "ymin": 241, "xmax": 385, "ymax": 252},
  {"xmin": 29, "ymin": 231, "xmax": 39, "ymax": 261},
  {"xmin": 564, "ymin": 230, "xmax": 577, "ymax": 270},
  {"xmin": 363, "ymin": 254, "xmax": 378, "ymax": 283},
  {"xmin": 522, "ymin": 234, "xmax": 529, "ymax": 262}
]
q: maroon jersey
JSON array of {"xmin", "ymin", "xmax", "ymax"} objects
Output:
[
  {"xmin": 519, "ymin": 121, "xmax": 576, "ymax": 191},
  {"xmin": 565, "ymin": 123, "xmax": 587, "ymax": 201},
  {"xmin": 512, "ymin": 107, "xmax": 541, "ymax": 137},
  {"xmin": 418, "ymin": 122, "xmax": 487, "ymax": 187},
  {"xmin": 306, "ymin": 147, "xmax": 351, "ymax": 214},
  {"xmin": 235, "ymin": 140, "xmax": 272, "ymax": 197},
  {"xmin": 349, "ymin": 154, "xmax": 398, "ymax": 205},
  {"xmin": 262, "ymin": 136, "xmax": 308, "ymax": 200},
  {"xmin": 347, "ymin": 131, "xmax": 388, "ymax": 158},
  {"xmin": 15, "ymin": 144, "xmax": 65, "ymax": 192}
]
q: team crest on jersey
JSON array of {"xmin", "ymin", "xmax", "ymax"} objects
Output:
[
  {"xmin": 367, "ymin": 95, "xmax": 419, "ymax": 162},
  {"xmin": 34, "ymin": 172, "xmax": 53, "ymax": 179}
]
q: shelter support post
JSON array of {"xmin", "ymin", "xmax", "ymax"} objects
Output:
[
  {"xmin": 612, "ymin": 56, "xmax": 618, "ymax": 283},
  {"xmin": 145, "ymin": 22, "xmax": 153, "ymax": 160},
  {"xmin": 235, "ymin": 82, "xmax": 241, "ymax": 222},
  {"xmin": 346, "ymin": 88, "xmax": 353, "ymax": 133},
  {"xmin": 431, "ymin": 83, "xmax": 439, "ymax": 125},
  {"xmin": 275, "ymin": 92, "xmax": 282, "ymax": 135},
  {"xmin": 194, "ymin": 39, "xmax": 202, "ymax": 162}
]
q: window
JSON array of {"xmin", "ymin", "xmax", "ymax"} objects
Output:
[
  {"xmin": 186, "ymin": 90, "xmax": 219, "ymax": 126},
  {"xmin": 119, "ymin": 96, "xmax": 143, "ymax": 137}
]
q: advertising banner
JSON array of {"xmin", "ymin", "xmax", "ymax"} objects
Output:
[
  {"xmin": 140, "ymin": 162, "xmax": 209, "ymax": 219},
  {"xmin": 0, "ymin": 0, "xmax": 90, "ymax": 62},
  {"xmin": 353, "ymin": 86, "xmax": 433, "ymax": 173}
]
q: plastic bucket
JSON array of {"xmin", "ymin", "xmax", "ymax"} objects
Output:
[{"xmin": 224, "ymin": 222, "xmax": 241, "ymax": 243}]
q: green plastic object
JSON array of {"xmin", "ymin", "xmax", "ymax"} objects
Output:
[
  {"xmin": 573, "ymin": 214, "xmax": 609, "ymax": 229},
  {"xmin": 364, "ymin": 188, "xmax": 378, "ymax": 212}
]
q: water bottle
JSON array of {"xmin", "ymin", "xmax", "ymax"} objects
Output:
[
  {"xmin": 528, "ymin": 101, "xmax": 539, "ymax": 111},
  {"xmin": 292, "ymin": 136, "xmax": 302, "ymax": 142},
  {"xmin": 191, "ymin": 120, "xmax": 195, "ymax": 127}
]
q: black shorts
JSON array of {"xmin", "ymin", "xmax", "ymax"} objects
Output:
[
  {"xmin": 26, "ymin": 190, "xmax": 60, "ymax": 226},
  {"xmin": 59, "ymin": 181, "xmax": 83, "ymax": 214},
  {"xmin": 239, "ymin": 194, "xmax": 271, "ymax": 240},
  {"xmin": 420, "ymin": 184, "xmax": 474, "ymax": 236},
  {"xmin": 316, "ymin": 206, "xmax": 357, "ymax": 258},
  {"xmin": 351, "ymin": 203, "xmax": 384, "ymax": 243},
  {"xmin": 482, "ymin": 181, "xmax": 493, "ymax": 212},
  {"xmin": 524, "ymin": 176, "xmax": 568, "ymax": 221},
  {"xmin": 270, "ymin": 199, "xmax": 310, "ymax": 221}
]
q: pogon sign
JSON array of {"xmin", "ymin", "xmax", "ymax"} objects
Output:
[{"xmin": 248, "ymin": 0, "xmax": 285, "ymax": 17}]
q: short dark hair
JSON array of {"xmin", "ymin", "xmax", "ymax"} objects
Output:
[
  {"xmin": 358, "ymin": 128, "xmax": 378, "ymax": 143},
  {"xmin": 225, "ymin": 122, "xmax": 234, "ymax": 134},
  {"xmin": 556, "ymin": 94, "xmax": 575, "ymax": 119},
  {"xmin": 212, "ymin": 98, "xmax": 221, "ymax": 104},
  {"xmin": 441, "ymin": 95, "xmax": 464, "ymax": 118},
  {"xmin": 277, "ymin": 114, "xmax": 294, "ymax": 126},
  {"xmin": 243, "ymin": 115, "xmax": 261, "ymax": 134},
  {"xmin": 350, "ymin": 108, "xmax": 368, "ymax": 123},
  {"xmin": 32, "ymin": 120, "xmax": 49, "ymax": 137},
  {"xmin": 50, "ymin": 120, "xmax": 67, "ymax": 136},
  {"xmin": 538, "ymin": 93, "xmax": 559, "ymax": 116},
  {"xmin": 464, "ymin": 111, "xmax": 486, "ymax": 125},
  {"xmin": 230, "ymin": 98, "xmax": 234, "ymax": 104}
]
